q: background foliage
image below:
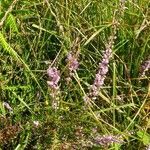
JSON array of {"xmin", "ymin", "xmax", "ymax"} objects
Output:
[{"xmin": 0, "ymin": 0, "xmax": 150, "ymax": 149}]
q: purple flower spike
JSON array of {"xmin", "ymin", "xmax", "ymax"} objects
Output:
[
  {"xmin": 94, "ymin": 74, "xmax": 105, "ymax": 87},
  {"xmin": 94, "ymin": 135, "xmax": 122, "ymax": 146},
  {"xmin": 90, "ymin": 46, "xmax": 112, "ymax": 97},
  {"xmin": 47, "ymin": 67, "xmax": 60, "ymax": 90},
  {"xmin": 67, "ymin": 53, "xmax": 79, "ymax": 72}
]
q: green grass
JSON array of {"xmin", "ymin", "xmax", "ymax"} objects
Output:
[{"xmin": 0, "ymin": 0, "xmax": 150, "ymax": 149}]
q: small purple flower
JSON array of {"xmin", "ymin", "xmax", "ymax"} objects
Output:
[
  {"xmin": 93, "ymin": 135, "xmax": 122, "ymax": 146},
  {"xmin": 90, "ymin": 46, "xmax": 112, "ymax": 97},
  {"xmin": 94, "ymin": 74, "xmax": 105, "ymax": 87},
  {"xmin": 67, "ymin": 52, "xmax": 79, "ymax": 72},
  {"xmin": 47, "ymin": 67, "xmax": 60, "ymax": 90}
]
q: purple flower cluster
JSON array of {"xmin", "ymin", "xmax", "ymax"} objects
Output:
[
  {"xmin": 94, "ymin": 135, "xmax": 122, "ymax": 146},
  {"xmin": 47, "ymin": 67, "xmax": 60, "ymax": 90},
  {"xmin": 90, "ymin": 46, "xmax": 112, "ymax": 97},
  {"xmin": 66, "ymin": 52, "xmax": 79, "ymax": 73}
]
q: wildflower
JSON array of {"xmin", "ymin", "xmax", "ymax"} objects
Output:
[
  {"xmin": 47, "ymin": 67, "xmax": 60, "ymax": 90},
  {"xmin": 47, "ymin": 66, "xmax": 61, "ymax": 110},
  {"xmin": 93, "ymin": 135, "xmax": 122, "ymax": 146},
  {"xmin": 66, "ymin": 52, "xmax": 79, "ymax": 73},
  {"xmin": 83, "ymin": 36, "xmax": 113, "ymax": 104},
  {"xmin": 90, "ymin": 44, "xmax": 112, "ymax": 97},
  {"xmin": 83, "ymin": 0, "xmax": 126, "ymax": 102},
  {"xmin": 3, "ymin": 102, "xmax": 13, "ymax": 113}
]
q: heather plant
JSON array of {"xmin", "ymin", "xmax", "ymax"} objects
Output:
[
  {"xmin": 65, "ymin": 37, "xmax": 80, "ymax": 85},
  {"xmin": 47, "ymin": 66, "xmax": 61, "ymax": 110},
  {"xmin": 93, "ymin": 134, "xmax": 123, "ymax": 147},
  {"xmin": 0, "ymin": 0, "xmax": 150, "ymax": 149},
  {"xmin": 85, "ymin": 0, "xmax": 124, "ymax": 102}
]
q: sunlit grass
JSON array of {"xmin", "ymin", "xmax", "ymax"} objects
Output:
[{"xmin": 0, "ymin": 0, "xmax": 150, "ymax": 149}]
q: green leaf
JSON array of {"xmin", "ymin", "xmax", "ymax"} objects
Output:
[
  {"xmin": 0, "ymin": 32, "xmax": 46, "ymax": 99},
  {"xmin": 5, "ymin": 13, "xmax": 19, "ymax": 33},
  {"xmin": 137, "ymin": 130, "xmax": 150, "ymax": 145}
]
